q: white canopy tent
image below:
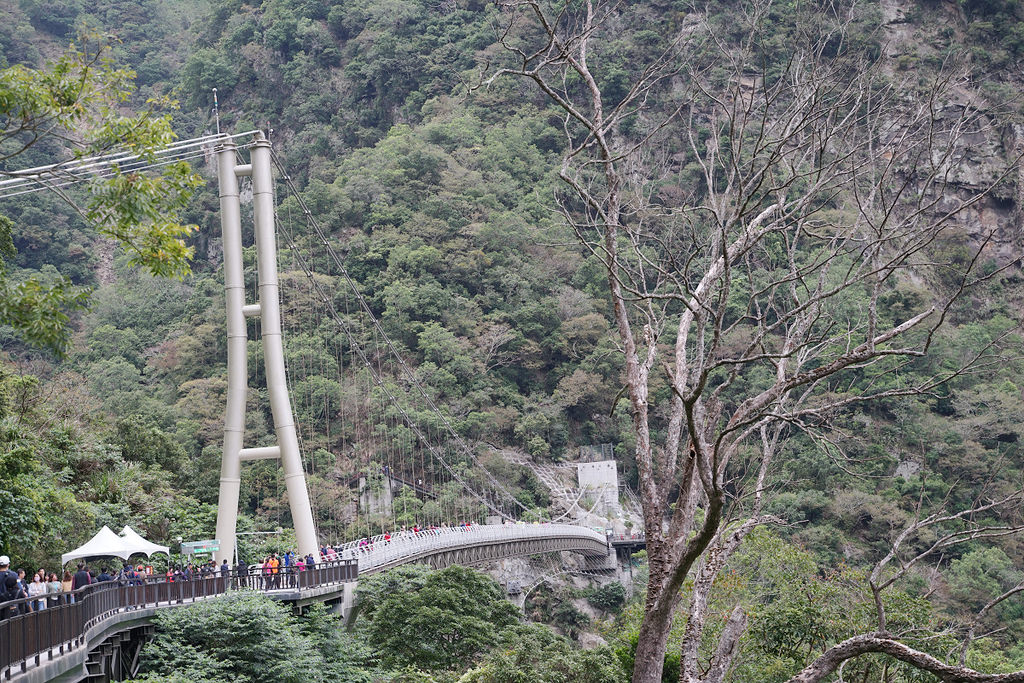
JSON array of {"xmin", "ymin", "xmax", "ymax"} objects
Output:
[
  {"xmin": 61, "ymin": 526, "xmax": 171, "ymax": 566},
  {"xmin": 119, "ymin": 526, "xmax": 169, "ymax": 558},
  {"xmin": 61, "ymin": 526, "xmax": 131, "ymax": 566}
]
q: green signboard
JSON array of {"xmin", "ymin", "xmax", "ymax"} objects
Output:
[{"xmin": 181, "ymin": 539, "xmax": 221, "ymax": 555}]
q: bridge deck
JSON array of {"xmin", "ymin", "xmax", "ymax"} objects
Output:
[
  {"xmin": 0, "ymin": 563, "xmax": 357, "ymax": 683},
  {"xmin": 2, "ymin": 524, "xmax": 610, "ymax": 682},
  {"xmin": 344, "ymin": 523, "xmax": 610, "ymax": 574}
]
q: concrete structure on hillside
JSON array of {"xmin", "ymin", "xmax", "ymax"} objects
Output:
[
  {"xmin": 576, "ymin": 459, "xmax": 621, "ymax": 518},
  {"xmin": 358, "ymin": 475, "xmax": 395, "ymax": 516}
]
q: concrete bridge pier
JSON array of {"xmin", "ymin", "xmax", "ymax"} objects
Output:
[
  {"xmin": 338, "ymin": 582, "xmax": 357, "ymax": 624},
  {"xmin": 611, "ymin": 539, "xmax": 646, "ymax": 597}
]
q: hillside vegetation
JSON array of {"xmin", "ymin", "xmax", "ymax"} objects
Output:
[{"xmin": 3, "ymin": 0, "xmax": 1024, "ymax": 680}]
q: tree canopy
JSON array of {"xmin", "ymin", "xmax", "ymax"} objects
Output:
[
  {"xmin": 3, "ymin": 1, "xmax": 1024, "ymax": 680},
  {"xmin": 362, "ymin": 565, "xmax": 521, "ymax": 672},
  {"xmin": 0, "ymin": 37, "xmax": 200, "ymax": 354}
]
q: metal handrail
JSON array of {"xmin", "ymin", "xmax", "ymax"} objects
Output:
[
  {"xmin": 0, "ymin": 560, "xmax": 357, "ymax": 680},
  {"xmin": 340, "ymin": 523, "xmax": 609, "ymax": 571}
]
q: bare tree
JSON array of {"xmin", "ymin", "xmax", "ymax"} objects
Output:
[{"xmin": 485, "ymin": 1, "xmax": 1020, "ymax": 681}]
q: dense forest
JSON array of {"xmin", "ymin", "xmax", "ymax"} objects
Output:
[{"xmin": 4, "ymin": 0, "xmax": 1024, "ymax": 681}]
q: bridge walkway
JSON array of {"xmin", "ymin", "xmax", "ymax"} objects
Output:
[
  {"xmin": 2, "ymin": 524, "xmax": 610, "ymax": 682},
  {"xmin": 341, "ymin": 523, "xmax": 610, "ymax": 574}
]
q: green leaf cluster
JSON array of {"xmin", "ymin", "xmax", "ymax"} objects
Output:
[
  {"xmin": 0, "ymin": 36, "xmax": 202, "ymax": 354},
  {"xmin": 133, "ymin": 591, "xmax": 377, "ymax": 683},
  {"xmin": 362, "ymin": 565, "xmax": 520, "ymax": 672}
]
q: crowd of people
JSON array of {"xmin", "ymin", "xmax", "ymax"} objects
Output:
[
  {"xmin": 0, "ymin": 550, "xmax": 340, "ymax": 618},
  {"xmin": 0, "ymin": 520, "xmax": 535, "ymax": 617},
  {"xmin": 162, "ymin": 558, "xmax": 234, "ymax": 583},
  {"xmin": 340, "ymin": 520, "xmax": 628, "ymax": 557},
  {"xmin": 0, "ymin": 555, "xmax": 148, "ymax": 617},
  {"xmin": 248, "ymin": 551, "xmax": 320, "ymax": 589},
  {"xmin": 348, "ymin": 521, "xmax": 485, "ymax": 554}
]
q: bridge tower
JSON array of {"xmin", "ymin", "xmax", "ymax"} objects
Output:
[{"xmin": 213, "ymin": 133, "xmax": 319, "ymax": 564}]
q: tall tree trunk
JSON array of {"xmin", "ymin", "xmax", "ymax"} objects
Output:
[{"xmin": 633, "ymin": 590, "xmax": 679, "ymax": 683}]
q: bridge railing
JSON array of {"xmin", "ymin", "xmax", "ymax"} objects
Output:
[
  {"xmin": 242, "ymin": 558, "xmax": 357, "ymax": 591},
  {"xmin": 346, "ymin": 523, "xmax": 609, "ymax": 571},
  {"xmin": 0, "ymin": 560, "xmax": 357, "ymax": 681}
]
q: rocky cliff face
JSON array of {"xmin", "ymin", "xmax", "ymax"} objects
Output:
[{"xmin": 882, "ymin": 0, "xmax": 1023, "ymax": 265}]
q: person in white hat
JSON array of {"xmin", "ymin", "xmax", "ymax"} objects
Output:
[{"xmin": 0, "ymin": 556, "xmax": 18, "ymax": 608}]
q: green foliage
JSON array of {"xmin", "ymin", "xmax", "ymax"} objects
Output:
[
  {"xmin": 114, "ymin": 414, "xmax": 187, "ymax": 470},
  {"xmin": 586, "ymin": 582, "xmax": 626, "ymax": 614},
  {"xmin": 552, "ymin": 600, "xmax": 590, "ymax": 640},
  {"xmin": 959, "ymin": 0, "xmax": 1024, "ymax": 65},
  {"xmin": 362, "ymin": 565, "xmax": 520, "ymax": 672},
  {"xmin": 524, "ymin": 580, "xmax": 590, "ymax": 638},
  {"xmin": 354, "ymin": 562, "xmax": 435, "ymax": 622},
  {"xmin": 179, "ymin": 48, "xmax": 238, "ymax": 109},
  {"xmin": 135, "ymin": 591, "xmax": 376, "ymax": 683},
  {"xmin": 3, "ymin": 3, "xmax": 1024, "ymax": 679},
  {"xmin": 0, "ymin": 265, "xmax": 90, "ymax": 355},
  {"xmin": 0, "ymin": 38, "xmax": 202, "ymax": 353},
  {"xmin": 948, "ymin": 548, "xmax": 1024, "ymax": 614},
  {"xmin": 605, "ymin": 529, "xmax": 1024, "ymax": 682},
  {"xmin": 0, "ymin": 208, "xmax": 89, "ymax": 354},
  {"xmin": 459, "ymin": 624, "xmax": 625, "ymax": 683},
  {"xmin": 393, "ymin": 485, "xmax": 425, "ymax": 527},
  {"xmin": 0, "ymin": 369, "xmax": 96, "ymax": 566},
  {"xmin": 85, "ymin": 159, "xmax": 203, "ymax": 278}
]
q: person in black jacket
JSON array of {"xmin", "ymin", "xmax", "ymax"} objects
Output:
[
  {"xmin": 72, "ymin": 564, "xmax": 92, "ymax": 591},
  {"xmin": 0, "ymin": 556, "xmax": 16, "ymax": 593},
  {"xmin": 1, "ymin": 574, "xmax": 28, "ymax": 618},
  {"xmin": 234, "ymin": 559, "xmax": 248, "ymax": 589}
]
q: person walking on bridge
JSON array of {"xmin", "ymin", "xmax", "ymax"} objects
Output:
[
  {"xmin": 46, "ymin": 573, "xmax": 61, "ymax": 607},
  {"xmin": 260, "ymin": 557, "xmax": 271, "ymax": 589},
  {"xmin": 234, "ymin": 558, "xmax": 248, "ymax": 589},
  {"xmin": 72, "ymin": 564, "xmax": 91, "ymax": 595},
  {"xmin": 269, "ymin": 554, "xmax": 280, "ymax": 589},
  {"xmin": 1, "ymin": 573, "xmax": 27, "ymax": 618},
  {"xmin": 27, "ymin": 573, "xmax": 46, "ymax": 611}
]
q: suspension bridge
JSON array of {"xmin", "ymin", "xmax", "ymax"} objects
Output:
[{"xmin": 0, "ymin": 132, "xmax": 640, "ymax": 682}]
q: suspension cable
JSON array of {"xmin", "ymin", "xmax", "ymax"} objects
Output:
[
  {"xmin": 0, "ymin": 131, "xmax": 261, "ymax": 197},
  {"xmin": 268, "ymin": 147, "xmax": 532, "ymax": 516},
  {"xmin": 269, "ymin": 151, "xmax": 531, "ymax": 520}
]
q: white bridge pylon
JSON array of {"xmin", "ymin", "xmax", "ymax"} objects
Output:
[{"xmin": 213, "ymin": 133, "xmax": 319, "ymax": 563}]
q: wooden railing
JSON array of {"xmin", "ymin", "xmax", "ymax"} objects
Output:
[{"xmin": 0, "ymin": 560, "xmax": 357, "ymax": 680}]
